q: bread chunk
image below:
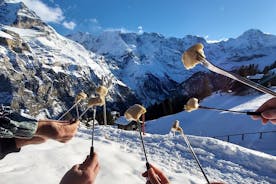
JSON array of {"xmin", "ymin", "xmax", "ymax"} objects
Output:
[
  {"xmin": 96, "ymin": 86, "xmax": 108, "ymax": 97},
  {"xmin": 184, "ymin": 98, "xmax": 199, "ymax": 112},
  {"xmin": 75, "ymin": 92, "xmax": 87, "ymax": 102},
  {"xmin": 124, "ymin": 104, "xmax": 146, "ymax": 121},
  {"xmin": 171, "ymin": 120, "xmax": 183, "ymax": 133},
  {"xmin": 88, "ymin": 96, "xmax": 105, "ymax": 107},
  {"xmin": 182, "ymin": 43, "xmax": 205, "ymax": 69}
]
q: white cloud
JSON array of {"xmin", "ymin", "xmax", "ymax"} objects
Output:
[
  {"xmin": 11, "ymin": 0, "xmax": 79, "ymax": 30},
  {"xmin": 205, "ymin": 35, "xmax": 228, "ymax": 43},
  {"xmin": 105, "ymin": 27, "xmax": 130, "ymax": 33},
  {"xmin": 77, "ymin": 18, "xmax": 102, "ymax": 33},
  {"xmin": 204, "ymin": 35, "xmax": 209, "ymax": 40},
  {"xmin": 62, "ymin": 21, "xmax": 76, "ymax": 30},
  {"xmin": 89, "ymin": 18, "xmax": 98, "ymax": 24},
  {"xmin": 138, "ymin": 26, "xmax": 143, "ymax": 34},
  {"xmin": 18, "ymin": 0, "xmax": 64, "ymax": 23},
  {"xmin": 104, "ymin": 26, "xmax": 145, "ymax": 35}
]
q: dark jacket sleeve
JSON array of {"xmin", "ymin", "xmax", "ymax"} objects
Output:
[
  {"xmin": 0, "ymin": 112, "xmax": 38, "ymax": 138},
  {"xmin": 0, "ymin": 138, "xmax": 20, "ymax": 160}
]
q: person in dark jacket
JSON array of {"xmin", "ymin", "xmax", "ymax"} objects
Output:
[
  {"xmin": 0, "ymin": 110, "xmax": 79, "ymax": 159},
  {"xmin": 0, "ymin": 109, "xmax": 100, "ymax": 184}
]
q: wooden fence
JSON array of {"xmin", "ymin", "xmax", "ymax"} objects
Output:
[{"xmin": 213, "ymin": 130, "xmax": 276, "ymax": 142}]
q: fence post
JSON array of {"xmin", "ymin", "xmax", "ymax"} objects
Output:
[
  {"xmin": 259, "ymin": 132, "xmax": 263, "ymax": 139},
  {"xmin": 213, "ymin": 131, "xmax": 276, "ymax": 142}
]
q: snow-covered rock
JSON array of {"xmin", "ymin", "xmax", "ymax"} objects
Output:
[
  {"xmin": 0, "ymin": 1, "xmax": 138, "ymax": 117},
  {"xmin": 68, "ymin": 28, "xmax": 276, "ymax": 106}
]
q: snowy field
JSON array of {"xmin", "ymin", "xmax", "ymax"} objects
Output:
[
  {"xmin": 147, "ymin": 91, "xmax": 276, "ymax": 155},
  {"xmin": 1, "ymin": 2, "xmax": 276, "ymax": 184},
  {"xmin": 0, "ymin": 125, "xmax": 275, "ymax": 184},
  {"xmin": 0, "ymin": 92, "xmax": 276, "ymax": 184}
]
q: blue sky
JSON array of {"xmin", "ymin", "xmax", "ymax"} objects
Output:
[{"xmin": 18, "ymin": 0, "xmax": 276, "ymax": 41}]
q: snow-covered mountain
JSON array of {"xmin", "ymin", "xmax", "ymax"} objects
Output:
[
  {"xmin": 1, "ymin": 80, "xmax": 276, "ymax": 184},
  {"xmin": 68, "ymin": 28, "xmax": 276, "ymax": 104},
  {"xmin": 0, "ymin": 2, "xmax": 276, "ymax": 183},
  {"xmin": 67, "ymin": 31, "xmax": 207, "ymax": 105},
  {"xmin": 0, "ymin": 0, "xmax": 139, "ymax": 118},
  {"xmin": 0, "ymin": 0, "xmax": 275, "ymax": 119}
]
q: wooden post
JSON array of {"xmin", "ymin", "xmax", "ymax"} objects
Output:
[
  {"xmin": 101, "ymin": 76, "xmax": 107, "ymax": 126},
  {"xmin": 259, "ymin": 132, "xmax": 263, "ymax": 139},
  {"xmin": 242, "ymin": 134, "xmax": 244, "ymax": 141},
  {"xmin": 227, "ymin": 136, "xmax": 230, "ymax": 142},
  {"xmin": 142, "ymin": 114, "xmax": 145, "ymax": 135},
  {"xmin": 103, "ymin": 98, "xmax": 107, "ymax": 125}
]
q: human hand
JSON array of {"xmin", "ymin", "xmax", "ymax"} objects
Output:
[
  {"xmin": 60, "ymin": 153, "xmax": 100, "ymax": 184},
  {"xmin": 251, "ymin": 98, "xmax": 276, "ymax": 124},
  {"xmin": 35, "ymin": 119, "xmax": 80, "ymax": 143},
  {"xmin": 142, "ymin": 164, "xmax": 170, "ymax": 184},
  {"xmin": 15, "ymin": 136, "xmax": 47, "ymax": 148}
]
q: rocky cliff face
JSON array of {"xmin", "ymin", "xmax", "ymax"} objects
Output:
[
  {"xmin": 68, "ymin": 31, "xmax": 207, "ymax": 106},
  {"xmin": 68, "ymin": 29, "xmax": 276, "ymax": 106},
  {"xmin": 0, "ymin": 1, "xmax": 138, "ymax": 118},
  {"xmin": 0, "ymin": 28, "xmax": 30, "ymax": 53}
]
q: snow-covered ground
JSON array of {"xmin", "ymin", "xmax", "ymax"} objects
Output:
[
  {"xmin": 147, "ymin": 91, "xmax": 276, "ymax": 155},
  {"xmin": 0, "ymin": 124, "xmax": 276, "ymax": 184},
  {"xmin": 0, "ymin": 2, "xmax": 276, "ymax": 183},
  {"xmin": 1, "ymin": 89, "xmax": 276, "ymax": 184}
]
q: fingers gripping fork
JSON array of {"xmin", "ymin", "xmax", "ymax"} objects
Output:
[
  {"xmin": 196, "ymin": 53, "xmax": 276, "ymax": 97},
  {"xmin": 90, "ymin": 108, "xmax": 96, "ymax": 157}
]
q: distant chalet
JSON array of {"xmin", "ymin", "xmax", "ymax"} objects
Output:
[{"xmin": 114, "ymin": 116, "xmax": 138, "ymax": 131}]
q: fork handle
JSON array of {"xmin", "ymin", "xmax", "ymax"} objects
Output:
[
  {"xmin": 230, "ymin": 72, "xmax": 276, "ymax": 96},
  {"xmin": 201, "ymin": 58, "xmax": 276, "ymax": 96},
  {"xmin": 246, "ymin": 111, "xmax": 262, "ymax": 116}
]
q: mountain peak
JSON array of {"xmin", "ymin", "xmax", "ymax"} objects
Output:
[
  {"xmin": 239, "ymin": 29, "xmax": 264, "ymax": 38},
  {"xmin": 0, "ymin": 0, "xmax": 45, "ymax": 29}
]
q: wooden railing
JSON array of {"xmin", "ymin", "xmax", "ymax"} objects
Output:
[{"xmin": 213, "ymin": 130, "xmax": 276, "ymax": 142}]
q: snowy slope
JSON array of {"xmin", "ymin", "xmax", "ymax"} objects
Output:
[
  {"xmin": 146, "ymin": 90, "xmax": 276, "ymax": 155},
  {"xmin": 68, "ymin": 29, "xmax": 276, "ymax": 106},
  {"xmin": 68, "ymin": 31, "xmax": 206, "ymax": 105},
  {"xmin": 0, "ymin": 0, "xmax": 139, "ymax": 116},
  {"xmin": 0, "ymin": 125, "xmax": 275, "ymax": 184},
  {"xmin": 206, "ymin": 29, "xmax": 276, "ymax": 70},
  {"xmin": 0, "ymin": 3, "xmax": 276, "ymax": 183},
  {"xmin": 1, "ymin": 0, "xmax": 275, "ymax": 113}
]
